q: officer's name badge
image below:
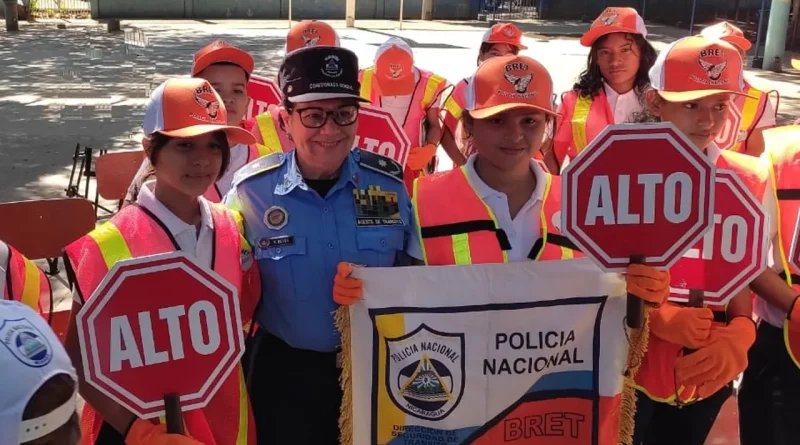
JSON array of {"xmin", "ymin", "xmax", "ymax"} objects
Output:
[
  {"xmin": 353, "ymin": 186, "xmax": 403, "ymax": 227},
  {"xmin": 258, "ymin": 235, "xmax": 295, "ymax": 249}
]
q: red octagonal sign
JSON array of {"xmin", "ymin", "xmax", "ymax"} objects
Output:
[
  {"xmin": 562, "ymin": 123, "xmax": 716, "ymax": 272},
  {"xmin": 246, "ymin": 74, "xmax": 282, "ymax": 120},
  {"xmin": 354, "ymin": 105, "xmax": 412, "ymax": 168},
  {"xmin": 668, "ymin": 169, "xmax": 768, "ymax": 305},
  {"xmin": 76, "ymin": 252, "xmax": 244, "ymax": 419}
]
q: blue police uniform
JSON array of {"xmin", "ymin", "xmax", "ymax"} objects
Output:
[{"xmin": 226, "ymin": 149, "xmax": 411, "ymax": 352}]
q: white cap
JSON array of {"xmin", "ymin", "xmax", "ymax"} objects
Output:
[
  {"xmin": 0, "ymin": 301, "xmax": 77, "ymax": 445},
  {"xmin": 374, "ymin": 37, "xmax": 413, "ymax": 63}
]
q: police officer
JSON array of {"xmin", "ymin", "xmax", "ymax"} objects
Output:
[{"xmin": 226, "ymin": 46, "xmax": 411, "ymax": 444}]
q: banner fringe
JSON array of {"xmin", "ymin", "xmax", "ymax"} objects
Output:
[
  {"xmin": 336, "ymin": 306, "xmax": 354, "ymax": 445},
  {"xmin": 619, "ymin": 305, "xmax": 653, "ymax": 445}
]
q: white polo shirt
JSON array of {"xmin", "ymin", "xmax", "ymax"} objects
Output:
[
  {"xmin": 408, "ymin": 155, "xmax": 548, "ymax": 262},
  {"xmin": 603, "ymin": 83, "xmax": 642, "ymax": 125}
]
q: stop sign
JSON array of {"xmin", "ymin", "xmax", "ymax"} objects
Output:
[
  {"xmin": 714, "ymin": 103, "xmax": 743, "ymax": 151},
  {"xmin": 561, "ymin": 123, "xmax": 716, "ymax": 271},
  {"xmin": 354, "ymin": 105, "xmax": 412, "ymax": 168},
  {"xmin": 246, "ymin": 74, "xmax": 282, "ymax": 120},
  {"xmin": 668, "ymin": 169, "xmax": 768, "ymax": 305},
  {"xmin": 76, "ymin": 252, "xmax": 244, "ymax": 419}
]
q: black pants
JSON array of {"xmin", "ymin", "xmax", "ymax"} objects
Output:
[
  {"xmin": 245, "ymin": 331, "xmax": 342, "ymax": 445},
  {"xmin": 632, "ymin": 385, "xmax": 731, "ymax": 445},
  {"xmin": 739, "ymin": 322, "xmax": 800, "ymax": 445}
]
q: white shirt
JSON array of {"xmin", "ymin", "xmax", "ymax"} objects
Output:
[
  {"xmin": 216, "ymin": 143, "xmax": 250, "ymax": 198},
  {"xmin": 378, "ymin": 69, "xmax": 421, "ymax": 130},
  {"xmin": 408, "ymin": 156, "xmax": 548, "ymax": 262},
  {"xmin": 603, "ymin": 83, "xmax": 642, "ymax": 125}
]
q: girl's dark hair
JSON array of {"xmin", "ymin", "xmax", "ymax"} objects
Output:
[
  {"xmin": 459, "ymin": 112, "xmax": 556, "ymax": 157},
  {"xmin": 572, "ymin": 33, "xmax": 657, "ymax": 100},
  {"xmin": 477, "ymin": 42, "xmax": 521, "ymax": 66},
  {"xmin": 22, "ymin": 373, "xmax": 79, "ymax": 445},
  {"xmin": 148, "ymin": 131, "xmax": 231, "ymax": 180},
  {"xmin": 199, "ymin": 61, "xmax": 251, "ymax": 82}
]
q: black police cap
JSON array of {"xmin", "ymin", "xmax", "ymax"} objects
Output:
[{"xmin": 278, "ymin": 46, "xmax": 368, "ymax": 104}]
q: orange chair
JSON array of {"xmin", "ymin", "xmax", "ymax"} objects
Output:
[{"xmin": 94, "ymin": 150, "xmax": 145, "ymax": 217}]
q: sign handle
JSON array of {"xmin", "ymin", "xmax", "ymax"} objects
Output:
[
  {"xmin": 682, "ymin": 289, "xmax": 705, "ymax": 356},
  {"xmin": 164, "ymin": 393, "xmax": 185, "ymax": 435},
  {"xmin": 626, "ymin": 256, "xmax": 645, "ymax": 329}
]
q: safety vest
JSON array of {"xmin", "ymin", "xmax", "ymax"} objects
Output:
[
  {"xmin": 719, "ymin": 82, "xmax": 771, "ymax": 154},
  {"xmin": 360, "ymin": 67, "xmax": 449, "ymax": 194},
  {"xmin": 442, "ymin": 78, "xmax": 468, "ymax": 138},
  {"xmin": 412, "ymin": 166, "xmax": 578, "ymax": 265},
  {"xmin": 65, "ymin": 205, "xmax": 255, "ymax": 445},
  {"xmin": 553, "ymin": 89, "xmax": 614, "ymax": 167},
  {"xmin": 634, "ymin": 150, "xmax": 767, "ymax": 404},
  {"xmin": 764, "ymin": 130, "xmax": 800, "ymax": 368},
  {"xmin": 1, "ymin": 241, "xmax": 52, "ymax": 322},
  {"xmin": 251, "ymin": 105, "xmax": 294, "ymax": 156}
]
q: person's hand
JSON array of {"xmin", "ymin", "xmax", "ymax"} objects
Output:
[
  {"xmin": 674, "ymin": 317, "xmax": 756, "ymax": 400},
  {"xmin": 406, "ymin": 144, "xmax": 437, "ymax": 171},
  {"xmin": 649, "ymin": 303, "xmax": 714, "ymax": 348},
  {"xmin": 333, "ymin": 262, "xmax": 363, "ymax": 306},
  {"xmin": 126, "ymin": 419, "xmax": 206, "ymax": 445},
  {"xmin": 625, "ymin": 264, "xmax": 670, "ymax": 306}
]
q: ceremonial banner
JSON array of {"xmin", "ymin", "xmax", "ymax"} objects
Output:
[{"xmin": 340, "ymin": 259, "xmax": 628, "ymax": 445}]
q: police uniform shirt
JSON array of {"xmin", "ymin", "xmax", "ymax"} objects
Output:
[{"xmin": 226, "ymin": 149, "xmax": 411, "ymax": 353}]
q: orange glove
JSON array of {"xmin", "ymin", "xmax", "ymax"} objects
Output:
[
  {"xmin": 649, "ymin": 302, "xmax": 714, "ymax": 348},
  {"xmin": 625, "ymin": 264, "xmax": 670, "ymax": 306},
  {"xmin": 406, "ymin": 143, "xmax": 437, "ymax": 171},
  {"xmin": 674, "ymin": 317, "xmax": 756, "ymax": 400},
  {"xmin": 126, "ymin": 419, "xmax": 205, "ymax": 445},
  {"xmin": 333, "ymin": 262, "xmax": 363, "ymax": 306}
]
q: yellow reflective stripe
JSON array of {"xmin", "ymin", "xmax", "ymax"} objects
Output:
[
  {"xmin": 451, "ymin": 233, "xmax": 472, "ymax": 265},
  {"xmin": 572, "ymin": 95, "xmax": 592, "ymax": 153},
  {"xmin": 421, "ymin": 74, "xmax": 445, "ymax": 110},
  {"xmin": 769, "ymin": 154, "xmax": 792, "ymax": 286},
  {"xmin": 255, "ymin": 114, "xmax": 282, "ymax": 156},
  {"xmin": 360, "ymin": 68, "xmax": 374, "ymax": 100},
  {"xmin": 732, "ymin": 87, "xmax": 765, "ymax": 152},
  {"xmin": 534, "ymin": 175, "xmax": 552, "ymax": 261},
  {"xmin": 20, "ymin": 257, "xmax": 41, "ymax": 310},
  {"xmin": 236, "ymin": 367, "xmax": 248, "ymax": 445},
  {"xmin": 412, "ymin": 178, "xmax": 430, "ymax": 265},
  {"xmin": 443, "ymin": 94, "xmax": 463, "ymax": 121},
  {"xmin": 461, "ymin": 166, "xmax": 508, "ymax": 263},
  {"xmin": 88, "ymin": 222, "xmax": 132, "ymax": 270}
]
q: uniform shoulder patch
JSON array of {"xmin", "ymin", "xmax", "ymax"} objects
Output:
[
  {"xmin": 232, "ymin": 152, "xmax": 285, "ymax": 187},
  {"xmin": 358, "ymin": 150, "xmax": 404, "ymax": 182}
]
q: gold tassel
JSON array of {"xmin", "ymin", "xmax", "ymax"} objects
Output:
[
  {"xmin": 618, "ymin": 305, "xmax": 654, "ymax": 445},
  {"xmin": 335, "ymin": 306, "xmax": 354, "ymax": 445}
]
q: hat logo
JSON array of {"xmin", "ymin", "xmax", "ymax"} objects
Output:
[
  {"xmin": 302, "ymin": 28, "xmax": 321, "ymax": 47},
  {"xmin": 322, "ymin": 54, "xmax": 343, "ymax": 78},
  {"xmin": 389, "ymin": 63, "xmax": 403, "ymax": 78},
  {"xmin": 600, "ymin": 9, "xmax": 619, "ymax": 26},
  {"xmin": 194, "ymin": 85, "xmax": 221, "ymax": 120},
  {"xmin": 503, "ymin": 62, "xmax": 533, "ymax": 94},
  {"xmin": 693, "ymin": 49, "xmax": 729, "ymax": 85},
  {"xmin": 502, "ymin": 27, "xmax": 516, "ymax": 38},
  {"xmin": 0, "ymin": 318, "xmax": 53, "ymax": 368}
]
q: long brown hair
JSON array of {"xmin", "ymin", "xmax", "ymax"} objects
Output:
[{"xmin": 573, "ymin": 33, "xmax": 657, "ymax": 100}]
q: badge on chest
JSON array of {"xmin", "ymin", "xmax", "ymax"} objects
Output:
[
  {"xmin": 264, "ymin": 206, "xmax": 289, "ymax": 230},
  {"xmin": 353, "ymin": 185, "xmax": 403, "ymax": 227}
]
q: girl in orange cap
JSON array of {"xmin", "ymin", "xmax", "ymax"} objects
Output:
[
  {"xmin": 553, "ymin": 7, "xmax": 657, "ymax": 171},
  {"xmin": 440, "ymin": 23, "xmax": 527, "ymax": 168},
  {"xmin": 64, "ymin": 78, "xmax": 259, "ymax": 445},
  {"xmin": 628, "ymin": 35, "xmax": 789, "ymax": 445},
  {"xmin": 334, "ymin": 54, "xmax": 672, "ymax": 445}
]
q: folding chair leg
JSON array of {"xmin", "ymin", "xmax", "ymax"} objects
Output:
[
  {"xmin": 46, "ymin": 257, "xmax": 60, "ymax": 276},
  {"xmin": 65, "ymin": 143, "xmax": 82, "ymax": 198}
]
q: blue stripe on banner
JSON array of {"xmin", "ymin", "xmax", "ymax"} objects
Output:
[{"xmin": 527, "ymin": 370, "xmax": 594, "ymax": 394}]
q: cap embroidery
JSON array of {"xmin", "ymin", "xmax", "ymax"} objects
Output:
[
  {"xmin": 600, "ymin": 10, "xmax": 619, "ymax": 26},
  {"xmin": 502, "ymin": 26, "xmax": 516, "ymax": 38},
  {"xmin": 389, "ymin": 63, "xmax": 403, "ymax": 78},
  {"xmin": 502, "ymin": 62, "xmax": 534, "ymax": 96},
  {"xmin": 302, "ymin": 28, "xmax": 321, "ymax": 47},
  {"xmin": 322, "ymin": 54, "xmax": 343, "ymax": 78},
  {"xmin": 193, "ymin": 85, "xmax": 222, "ymax": 121},
  {"xmin": 0, "ymin": 318, "xmax": 53, "ymax": 368},
  {"xmin": 693, "ymin": 49, "xmax": 729, "ymax": 85}
]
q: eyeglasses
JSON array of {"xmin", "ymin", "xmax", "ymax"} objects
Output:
[{"xmin": 293, "ymin": 105, "xmax": 359, "ymax": 128}]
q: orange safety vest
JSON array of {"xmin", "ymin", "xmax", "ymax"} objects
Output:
[
  {"xmin": 764, "ymin": 131, "xmax": 800, "ymax": 368},
  {"xmin": 202, "ymin": 141, "xmax": 274, "ymax": 203},
  {"xmin": 718, "ymin": 82, "xmax": 772, "ymax": 154},
  {"xmin": 553, "ymin": 89, "xmax": 614, "ymax": 167},
  {"xmin": 1, "ymin": 241, "xmax": 52, "ymax": 322},
  {"xmin": 64, "ymin": 204, "xmax": 255, "ymax": 445},
  {"xmin": 360, "ymin": 67, "xmax": 449, "ymax": 194},
  {"xmin": 442, "ymin": 78, "xmax": 468, "ymax": 138},
  {"xmin": 634, "ymin": 150, "xmax": 767, "ymax": 404},
  {"xmin": 412, "ymin": 166, "xmax": 578, "ymax": 265}
]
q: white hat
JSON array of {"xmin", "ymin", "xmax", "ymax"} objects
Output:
[
  {"xmin": 374, "ymin": 37, "xmax": 413, "ymax": 63},
  {"xmin": 0, "ymin": 301, "xmax": 77, "ymax": 445}
]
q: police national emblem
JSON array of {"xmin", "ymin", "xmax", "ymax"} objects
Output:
[
  {"xmin": 385, "ymin": 324, "xmax": 465, "ymax": 420},
  {"xmin": 0, "ymin": 318, "xmax": 53, "ymax": 368},
  {"xmin": 264, "ymin": 205, "xmax": 289, "ymax": 230}
]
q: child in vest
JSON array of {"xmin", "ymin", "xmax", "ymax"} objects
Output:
[
  {"xmin": 628, "ymin": 35, "xmax": 782, "ymax": 445},
  {"xmin": 127, "ymin": 40, "xmax": 257, "ymax": 204},
  {"xmin": 0, "ymin": 300, "xmax": 80, "ymax": 445},
  {"xmin": 334, "ymin": 54, "xmax": 672, "ymax": 445},
  {"xmin": 553, "ymin": 7, "xmax": 657, "ymax": 172},
  {"xmin": 64, "ymin": 78, "xmax": 259, "ymax": 445},
  {"xmin": 1, "ymin": 240, "xmax": 52, "ymax": 321},
  {"xmin": 440, "ymin": 22, "xmax": 526, "ymax": 168}
]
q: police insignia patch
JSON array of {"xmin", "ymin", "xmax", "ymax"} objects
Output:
[
  {"xmin": 353, "ymin": 185, "xmax": 404, "ymax": 226},
  {"xmin": 359, "ymin": 150, "xmax": 403, "ymax": 182},
  {"xmin": 264, "ymin": 206, "xmax": 289, "ymax": 230}
]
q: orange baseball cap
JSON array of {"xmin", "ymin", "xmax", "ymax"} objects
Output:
[
  {"xmin": 649, "ymin": 36, "xmax": 749, "ymax": 102},
  {"xmin": 142, "ymin": 78, "xmax": 255, "ymax": 146},
  {"xmin": 465, "ymin": 54, "xmax": 556, "ymax": 119},
  {"xmin": 481, "ymin": 23, "xmax": 527, "ymax": 50},
  {"xmin": 700, "ymin": 21, "xmax": 752, "ymax": 52},
  {"xmin": 580, "ymin": 7, "xmax": 647, "ymax": 47},
  {"xmin": 286, "ymin": 20, "xmax": 340, "ymax": 53},
  {"xmin": 374, "ymin": 37, "xmax": 416, "ymax": 96},
  {"xmin": 192, "ymin": 40, "xmax": 255, "ymax": 77}
]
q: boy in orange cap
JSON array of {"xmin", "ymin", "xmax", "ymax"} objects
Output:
[
  {"xmin": 440, "ymin": 23, "xmax": 527, "ymax": 167},
  {"xmin": 359, "ymin": 37, "xmax": 451, "ymax": 195},
  {"xmin": 700, "ymin": 21, "xmax": 776, "ymax": 156},
  {"xmin": 553, "ymin": 7, "xmax": 657, "ymax": 172}
]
